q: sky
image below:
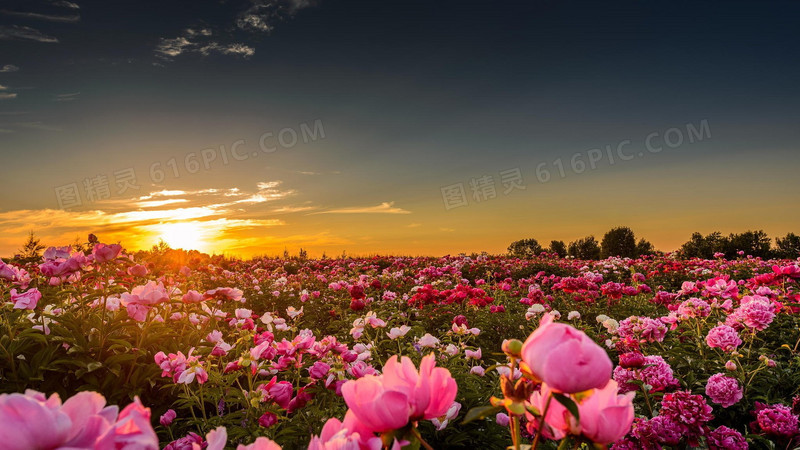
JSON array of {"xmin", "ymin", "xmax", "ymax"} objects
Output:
[{"xmin": 1, "ymin": 0, "xmax": 799, "ymax": 257}]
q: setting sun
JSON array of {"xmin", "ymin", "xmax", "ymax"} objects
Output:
[{"xmin": 154, "ymin": 222, "xmax": 210, "ymax": 252}]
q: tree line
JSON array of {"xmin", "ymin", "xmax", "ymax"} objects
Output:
[{"xmin": 508, "ymin": 227, "xmax": 800, "ymax": 260}]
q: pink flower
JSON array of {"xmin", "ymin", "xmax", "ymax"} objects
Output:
[
  {"xmin": 204, "ymin": 427, "xmax": 282, "ymax": 450},
  {"xmin": 258, "ymin": 411, "xmax": 278, "ymax": 428},
  {"xmin": 126, "ymin": 303, "xmax": 151, "ymax": 321},
  {"xmin": 465, "ymin": 348, "xmax": 482, "ymax": 360},
  {"xmin": 520, "ymin": 314, "xmax": 612, "ymax": 393},
  {"xmin": 526, "ymin": 383, "xmax": 569, "ymax": 440},
  {"xmin": 706, "ymin": 325, "xmax": 742, "ymax": 352},
  {"xmin": 755, "ymin": 403, "xmax": 799, "ymax": 437},
  {"xmin": 0, "ymin": 390, "xmax": 157, "ymax": 450},
  {"xmin": 160, "ymin": 408, "xmax": 177, "ymax": 426},
  {"xmin": 128, "ymin": 264, "xmax": 149, "ymax": 277},
  {"xmin": 431, "ymin": 401, "xmax": 461, "ymax": 430},
  {"xmin": 613, "ymin": 355, "xmax": 679, "ymax": 393},
  {"xmin": 0, "ymin": 260, "xmax": 17, "ymax": 281},
  {"xmin": 10, "ymin": 288, "xmax": 41, "ymax": 310},
  {"xmin": 92, "ymin": 243, "xmax": 122, "ymax": 263},
  {"xmin": 707, "ymin": 426, "xmax": 747, "ymax": 450},
  {"xmin": 575, "ymin": 379, "xmax": 635, "ymax": 445},
  {"xmin": 122, "ymin": 281, "xmax": 169, "ymax": 306},
  {"xmin": 104, "ymin": 397, "xmax": 160, "ymax": 448},
  {"xmin": 309, "ymin": 361, "xmax": 331, "ymax": 379},
  {"xmin": 182, "ymin": 290, "xmax": 205, "ymax": 303},
  {"xmin": 705, "ymin": 373, "xmax": 743, "ymax": 408},
  {"xmin": 308, "ymin": 410, "xmax": 382, "ymax": 450},
  {"xmin": 341, "ymin": 353, "xmax": 457, "ymax": 432}
]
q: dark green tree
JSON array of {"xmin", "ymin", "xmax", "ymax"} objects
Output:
[
  {"xmin": 635, "ymin": 238, "xmax": 656, "ymax": 257},
  {"xmin": 568, "ymin": 236, "xmax": 601, "ymax": 260},
  {"xmin": 19, "ymin": 231, "xmax": 46, "ymax": 259},
  {"xmin": 600, "ymin": 226, "xmax": 637, "ymax": 258},
  {"xmin": 549, "ymin": 240, "xmax": 567, "ymax": 258},
  {"xmin": 723, "ymin": 230, "xmax": 772, "ymax": 258},
  {"xmin": 776, "ymin": 233, "xmax": 800, "ymax": 259},
  {"xmin": 507, "ymin": 239, "xmax": 543, "ymax": 257}
]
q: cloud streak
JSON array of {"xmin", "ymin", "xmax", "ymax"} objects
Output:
[
  {"xmin": 313, "ymin": 202, "xmax": 411, "ymax": 215},
  {"xmin": 0, "ymin": 25, "xmax": 59, "ymax": 43}
]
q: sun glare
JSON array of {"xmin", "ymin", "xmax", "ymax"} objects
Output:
[{"xmin": 156, "ymin": 222, "xmax": 210, "ymax": 252}]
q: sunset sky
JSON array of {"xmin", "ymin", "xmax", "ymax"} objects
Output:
[{"xmin": 1, "ymin": 0, "xmax": 799, "ymax": 257}]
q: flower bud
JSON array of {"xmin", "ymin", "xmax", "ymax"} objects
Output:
[
  {"xmin": 502, "ymin": 339, "xmax": 523, "ymax": 357},
  {"xmin": 725, "ymin": 360, "xmax": 737, "ymax": 371}
]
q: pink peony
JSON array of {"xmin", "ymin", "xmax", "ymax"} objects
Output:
[
  {"xmin": 520, "ymin": 314, "xmax": 612, "ymax": 393},
  {"xmin": 755, "ymin": 403, "xmax": 799, "ymax": 437},
  {"xmin": 341, "ymin": 353, "xmax": 457, "ymax": 432},
  {"xmin": 92, "ymin": 243, "xmax": 122, "ymax": 263},
  {"xmin": 705, "ymin": 373, "xmax": 743, "ymax": 408},
  {"xmin": 706, "ymin": 325, "xmax": 742, "ymax": 352},
  {"xmin": 707, "ymin": 426, "xmax": 747, "ymax": 450},
  {"xmin": 308, "ymin": 410, "xmax": 382, "ymax": 450},
  {"xmin": 574, "ymin": 379, "xmax": 635, "ymax": 445},
  {"xmin": 10, "ymin": 288, "xmax": 41, "ymax": 310}
]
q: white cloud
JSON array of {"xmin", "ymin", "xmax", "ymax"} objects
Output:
[
  {"xmin": 0, "ymin": 64, "xmax": 19, "ymax": 73},
  {"xmin": 52, "ymin": 1, "xmax": 80, "ymax": 9},
  {"xmin": 313, "ymin": 202, "xmax": 411, "ymax": 215},
  {"xmin": 55, "ymin": 92, "xmax": 80, "ymax": 102},
  {"xmin": 0, "ymin": 25, "xmax": 59, "ymax": 43},
  {"xmin": 0, "ymin": 92, "xmax": 18, "ymax": 100},
  {"xmin": 1, "ymin": 10, "xmax": 80, "ymax": 23}
]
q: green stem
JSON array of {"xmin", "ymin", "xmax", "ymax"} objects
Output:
[{"xmin": 410, "ymin": 425, "xmax": 434, "ymax": 450}]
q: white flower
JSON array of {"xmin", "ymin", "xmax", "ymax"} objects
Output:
[
  {"xmin": 567, "ymin": 311, "xmax": 581, "ymax": 320},
  {"xmin": 418, "ymin": 333, "xmax": 440, "ymax": 348},
  {"xmin": 387, "ymin": 325, "xmax": 411, "ymax": 339}
]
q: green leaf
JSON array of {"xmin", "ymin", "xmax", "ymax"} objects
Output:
[
  {"xmin": 552, "ymin": 392, "xmax": 580, "ymax": 421},
  {"xmin": 461, "ymin": 405, "xmax": 503, "ymax": 425}
]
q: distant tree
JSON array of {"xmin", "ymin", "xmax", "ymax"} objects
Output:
[
  {"xmin": 19, "ymin": 231, "xmax": 46, "ymax": 259},
  {"xmin": 507, "ymin": 238, "xmax": 543, "ymax": 257},
  {"xmin": 726, "ymin": 230, "xmax": 772, "ymax": 258},
  {"xmin": 568, "ymin": 236, "xmax": 601, "ymax": 260},
  {"xmin": 635, "ymin": 238, "xmax": 656, "ymax": 257},
  {"xmin": 549, "ymin": 240, "xmax": 567, "ymax": 258},
  {"xmin": 600, "ymin": 226, "xmax": 637, "ymax": 258},
  {"xmin": 151, "ymin": 239, "xmax": 171, "ymax": 255},
  {"xmin": 679, "ymin": 231, "xmax": 726, "ymax": 259},
  {"xmin": 776, "ymin": 233, "xmax": 800, "ymax": 259},
  {"xmin": 298, "ymin": 248, "xmax": 308, "ymax": 260}
]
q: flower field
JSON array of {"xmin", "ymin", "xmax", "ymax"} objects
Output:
[{"xmin": 2, "ymin": 239, "xmax": 800, "ymax": 449}]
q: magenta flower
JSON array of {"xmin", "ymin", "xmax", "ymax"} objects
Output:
[
  {"xmin": 707, "ymin": 426, "xmax": 747, "ymax": 450},
  {"xmin": 705, "ymin": 373, "xmax": 743, "ymax": 408},
  {"xmin": 706, "ymin": 325, "xmax": 742, "ymax": 352}
]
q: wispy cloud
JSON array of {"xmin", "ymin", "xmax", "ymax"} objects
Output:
[
  {"xmin": 236, "ymin": 0, "xmax": 318, "ymax": 33},
  {"xmin": 55, "ymin": 92, "xmax": 80, "ymax": 102},
  {"xmin": 12, "ymin": 121, "xmax": 61, "ymax": 131},
  {"xmin": 0, "ymin": 25, "xmax": 59, "ymax": 43},
  {"xmin": 0, "ymin": 64, "xmax": 19, "ymax": 73},
  {"xmin": 1, "ymin": 10, "xmax": 80, "ymax": 23},
  {"xmin": 313, "ymin": 202, "xmax": 411, "ymax": 215},
  {"xmin": 155, "ymin": 28, "xmax": 254, "ymax": 60},
  {"xmin": 52, "ymin": 1, "xmax": 80, "ymax": 10}
]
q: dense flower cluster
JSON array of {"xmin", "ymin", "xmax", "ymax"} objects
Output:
[{"xmin": 0, "ymin": 239, "xmax": 799, "ymax": 448}]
